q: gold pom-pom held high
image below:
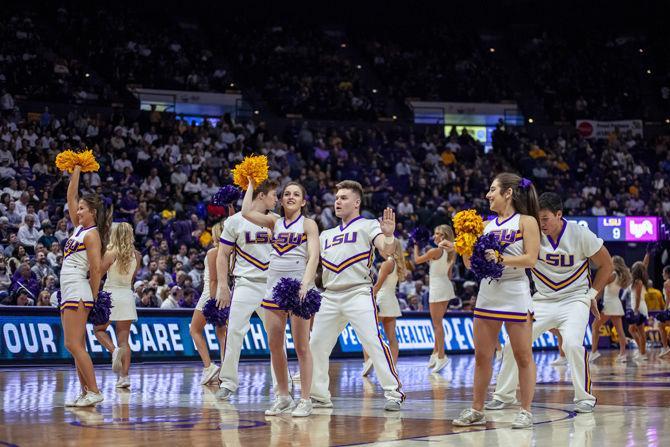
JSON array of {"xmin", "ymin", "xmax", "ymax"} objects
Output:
[
  {"xmin": 231, "ymin": 155, "xmax": 269, "ymax": 190},
  {"xmin": 55, "ymin": 149, "xmax": 100, "ymax": 173}
]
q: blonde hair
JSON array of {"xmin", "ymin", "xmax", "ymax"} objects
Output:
[
  {"xmin": 435, "ymin": 224, "xmax": 455, "ymax": 263},
  {"xmin": 389, "ymin": 239, "xmax": 408, "ymax": 279},
  {"xmin": 211, "ymin": 220, "xmax": 224, "ymax": 249},
  {"xmin": 108, "ymin": 222, "xmax": 136, "ymax": 274},
  {"xmin": 612, "ymin": 255, "xmax": 632, "ymax": 289}
]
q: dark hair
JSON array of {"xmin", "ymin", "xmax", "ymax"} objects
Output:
[
  {"xmin": 253, "ymin": 179, "xmax": 279, "ymax": 200},
  {"xmin": 80, "ymin": 194, "xmax": 113, "ymax": 255},
  {"xmin": 538, "ymin": 192, "xmax": 564, "ymax": 214},
  {"xmin": 664, "ymin": 266, "xmax": 670, "ymax": 276},
  {"xmin": 494, "ymin": 173, "xmax": 540, "ymax": 226},
  {"xmin": 281, "ymin": 182, "xmax": 309, "ymax": 215},
  {"xmin": 336, "ymin": 180, "xmax": 363, "ymax": 200},
  {"xmin": 631, "ymin": 261, "xmax": 648, "ymax": 284}
]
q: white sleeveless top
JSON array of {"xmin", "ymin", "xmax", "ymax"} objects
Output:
[
  {"xmin": 429, "ymin": 250, "xmax": 450, "ymax": 279},
  {"xmin": 105, "ymin": 255, "xmax": 137, "ymax": 289},
  {"xmin": 635, "ymin": 285, "xmax": 649, "ymax": 316},
  {"xmin": 603, "ymin": 274, "xmax": 622, "ymax": 305},
  {"xmin": 202, "ymin": 261, "xmax": 211, "ymax": 299},
  {"xmin": 377, "ymin": 259, "xmax": 398, "ymax": 299},
  {"xmin": 269, "ymin": 214, "xmax": 308, "ymax": 271},
  {"xmin": 61, "ymin": 225, "xmax": 97, "ymax": 280},
  {"xmin": 484, "ymin": 213, "xmax": 525, "ymax": 280}
]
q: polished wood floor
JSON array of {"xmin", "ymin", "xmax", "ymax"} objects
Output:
[{"xmin": 1, "ymin": 350, "xmax": 669, "ymax": 446}]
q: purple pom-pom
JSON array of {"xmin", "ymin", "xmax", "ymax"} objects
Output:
[
  {"xmin": 470, "ymin": 233, "xmax": 505, "ymax": 283},
  {"xmin": 88, "ymin": 291, "xmax": 113, "ymax": 326},
  {"xmin": 211, "ymin": 185, "xmax": 241, "ymax": 206},
  {"xmin": 178, "ymin": 298, "xmax": 197, "ymax": 308},
  {"xmin": 655, "ymin": 310, "xmax": 670, "ymax": 323},
  {"xmin": 625, "ymin": 309, "xmax": 647, "ymax": 325},
  {"xmin": 292, "ymin": 288, "xmax": 322, "ymax": 319},
  {"xmin": 409, "ymin": 226, "xmax": 431, "ymax": 248},
  {"xmin": 272, "ymin": 277, "xmax": 301, "ymax": 311},
  {"xmin": 202, "ymin": 298, "xmax": 230, "ymax": 326}
]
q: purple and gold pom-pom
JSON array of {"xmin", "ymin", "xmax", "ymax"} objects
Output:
[
  {"xmin": 292, "ymin": 289, "xmax": 322, "ymax": 320},
  {"xmin": 470, "ymin": 233, "xmax": 505, "ymax": 283},
  {"xmin": 202, "ymin": 298, "xmax": 230, "ymax": 326},
  {"xmin": 211, "ymin": 185, "xmax": 241, "ymax": 206},
  {"xmin": 272, "ymin": 277, "xmax": 301, "ymax": 311},
  {"xmin": 409, "ymin": 226, "xmax": 431, "ymax": 248},
  {"xmin": 88, "ymin": 291, "xmax": 113, "ymax": 326}
]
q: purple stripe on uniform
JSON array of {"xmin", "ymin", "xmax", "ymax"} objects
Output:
[
  {"xmin": 473, "ymin": 307, "xmax": 528, "ymax": 317},
  {"xmin": 284, "ymin": 214, "xmax": 303, "ymax": 229},
  {"xmin": 321, "ymin": 250, "xmax": 371, "ymax": 270},
  {"xmin": 369, "ymin": 289, "xmax": 405, "ymax": 401},
  {"xmin": 220, "ymin": 287, "xmax": 235, "ymax": 365},
  {"xmin": 473, "ymin": 313, "xmax": 523, "ymax": 322},
  {"xmin": 531, "ymin": 260, "xmax": 589, "ymax": 286},
  {"xmin": 546, "ymin": 219, "xmax": 567, "ymax": 250},
  {"xmin": 495, "ymin": 212, "xmax": 518, "ymax": 227},
  {"xmin": 339, "ymin": 215, "xmax": 364, "ymax": 231},
  {"xmin": 220, "ymin": 238, "xmax": 235, "ymax": 246},
  {"xmin": 235, "ymin": 246, "xmax": 269, "ymax": 268}
]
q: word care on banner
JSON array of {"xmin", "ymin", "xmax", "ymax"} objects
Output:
[{"xmin": 576, "ymin": 119, "xmax": 643, "ymax": 139}]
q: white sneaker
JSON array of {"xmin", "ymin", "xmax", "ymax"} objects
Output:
[
  {"xmin": 659, "ymin": 347, "xmax": 670, "ymax": 358},
  {"xmin": 384, "ymin": 399, "xmax": 402, "ymax": 411},
  {"xmin": 112, "ymin": 347, "xmax": 124, "ymax": 374},
  {"xmin": 116, "ymin": 376, "xmax": 130, "ymax": 388},
  {"xmin": 75, "ymin": 391, "xmax": 104, "ymax": 407},
  {"xmin": 551, "ymin": 356, "xmax": 568, "ymax": 366},
  {"xmin": 615, "ymin": 354, "xmax": 627, "ymax": 363},
  {"xmin": 291, "ymin": 399, "xmax": 313, "ymax": 417},
  {"xmin": 65, "ymin": 391, "xmax": 86, "ymax": 407},
  {"xmin": 427, "ymin": 353, "xmax": 437, "ymax": 368},
  {"xmin": 511, "ymin": 409, "xmax": 533, "ymax": 429},
  {"xmin": 588, "ymin": 351, "xmax": 601, "ymax": 363},
  {"xmin": 574, "ymin": 401, "xmax": 595, "ymax": 413},
  {"xmin": 292, "ymin": 372, "xmax": 301, "ymax": 381},
  {"xmin": 484, "ymin": 399, "xmax": 511, "ymax": 410},
  {"xmin": 362, "ymin": 359, "xmax": 374, "ymax": 377},
  {"xmin": 453, "ymin": 408, "xmax": 486, "ymax": 426},
  {"xmin": 432, "ymin": 356, "xmax": 450, "ymax": 373},
  {"xmin": 265, "ymin": 395, "xmax": 294, "ymax": 416},
  {"xmin": 311, "ymin": 399, "xmax": 333, "ymax": 408},
  {"xmin": 216, "ymin": 387, "xmax": 234, "ymax": 400},
  {"xmin": 200, "ymin": 363, "xmax": 220, "ymax": 385}
]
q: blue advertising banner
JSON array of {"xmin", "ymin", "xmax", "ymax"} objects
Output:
[{"xmin": 0, "ymin": 308, "xmax": 591, "ymax": 364}]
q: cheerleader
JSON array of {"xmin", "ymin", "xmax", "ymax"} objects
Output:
[
  {"xmin": 93, "ymin": 222, "xmax": 141, "ymax": 388},
  {"xmin": 242, "ymin": 180, "xmax": 320, "ymax": 417},
  {"xmin": 190, "ymin": 221, "xmax": 227, "ymax": 385},
  {"xmin": 453, "ymin": 173, "xmax": 540, "ymax": 429},
  {"xmin": 658, "ymin": 266, "xmax": 670, "ymax": 357},
  {"xmin": 412, "ymin": 225, "xmax": 456, "ymax": 373},
  {"xmin": 590, "ymin": 256, "xmax": 630, "ymax": 363},
  {"xmin": 61, "ymin": 165, "xmax": 112, "ymax": 407},
  {"xmin": 362, "ymin": 239, "xmax": 405, "ymax": 376},
  {"xmin": 629, "ymin": 259, "xmax": 650, "ymax": 361}
]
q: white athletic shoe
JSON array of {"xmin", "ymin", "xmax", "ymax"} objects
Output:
[
  {"xmin": 384, "ymin": 399, "xmax": 402, "ymax": 411},
  {"xmin": 574, "ymin": 401, "xmax": 595, "ymax": 413},
  {"xmin": 362, "ymin": 359, "xmax": 374, "ymax": 377},
  {"xmin": 427, "ymin": 353, "xmax": 437, "ymax": 368},
  {"xmin": 265, "ymin": 396, "xmax": 294, "ymax": 416},
  {"xmin": 659, "ymin": 347, "xmax": 670, "ymax": 358},
  {"xmin": 64, "ymin": 391, "xmax": 86, "ymax": 407},
  {"xmin": 116, "ymin": 376, "xmax": 130, "ymax": 389},
  {"xmin": 75, "ymin": 391, "xmax": 104, "ymax": 407},
  {"xmin": 311, "ymin": 399, "xmax": 333, "ymax": 408},
  {"xmin": 112, "ymin": 347, "xmax": 124, "ymax": 374},
  {"xmin": 291, "ymin": 399, "xmax": 313, "ymax": 417},
  {"xmin": 484, "ymin": 399, "xmax": 511, "ymax": 410},
  {"xmin": 615, "ymin": 354, "xmax": 627, "ymax": 363},
  {"xmin": 452, "ymin": 408, "xmax": 486, "ymax": 426},
  {"xmin": 216, "ymin": 387, "xmax": 234, "ymax": 400},
  {"xmin": 201, "ymin": 363, "xmax": 220, "ymax": 385},
  {"xmin": 588, "ymin": 352, "xmax": 601, "ymax": 363},
  {"xmin": 551, "ymin": 356, "xmax": 568, "ymax": 366},
  {"xmin": 432, "ymin": 356, "xmax": 450, "ymax": 373},
  {"xmin": 511, "ymin": 409, "xmax": 533, "ymax": 429}
]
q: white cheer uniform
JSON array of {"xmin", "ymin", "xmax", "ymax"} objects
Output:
[
  {"xmin": 601, "ymin": 273, "xmax": 625, "ymax": 316},
  {"xmin": 428, "ymin": 249, "xmax": 455, "ymax": 303},
  {"xmin": 60, "ymin": 225, "xmax": 97, "ymax": 311},
  {"xmin": 376, "ymin": 259, "xmax": 401, "ymax": 318},
  {"xmin": 217, "ymin": 212, "xmax": 280, "ymax": 392},
  {"xmin": 195, "ymin": 253, "xmax": 212, "ymax": 311},
  {"xmin": 493, "ymin": 219, "xmax": 602, "ymax": 406},
  {"xmin": 106, "ymin": 256, "xmax": 138, "ymax": 321},
  {"xmin": 310, "ymin": 216, "xmax": 404, "ymax": 403},
  {"xmin": 262, "ymin": 215, "xmax": 308, "ymax": 311},
  {"xmin": 474, "ymin": 213, "xmax": 533, "ymax": 322}
]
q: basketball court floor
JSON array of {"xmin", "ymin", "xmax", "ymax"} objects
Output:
[{"xmin": 1, "ymin": 351, "xmax": 668, "ymax": 446}]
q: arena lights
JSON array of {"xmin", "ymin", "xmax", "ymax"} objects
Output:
[
  {"xmin": 84, "ymin": 73, "xmax": 90, "ymax": 78},
  {"xmin": 646, "ymin": 69, "xmax": 652, "ymax": 75},
  {"xmin": 489, "ymin": 47, "xmax": 495, "ymax": 53},
  {"xmin": 665, "ymin": 118, "xmax": 670, "ymax": 124},
  {"xmin": 528, "ymin": 117, "xmax": 534, "ymax": 124},
  {"xmin": 639, "ymin": 48, "xmax": 644, "ymax": 53},
  {"xmin": 372, "ymin": 89, "xmax": 378, "ymax": 94},
  {"xmin": 229, "ymin": 82, "xmax": 235, "ymax": 87},
  {"xmin": 340, "ymin": 43, "xmax": 347, "ymax": 48},
  {"xmin": 392, "ymin": 115, "xmax": 398, "ymax": 121},
  {"xmin": 254, "ymin": 110, "xmax": 260, "ymax": 115},
  {"xmin": 356, "ymin": 64, "xmax": 362, "ymax": 69}
]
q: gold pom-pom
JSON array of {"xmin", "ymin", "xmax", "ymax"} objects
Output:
[
  {"xmin": 231, "ymin": 155, "xmax": 269, "ymax": 190},
  {"xmin": 455, "ymin": 233, "xmax": 478, "ymax": 257},
  {"xmin": 55, "ymin": 149, "xmax": 100, "ymax": 173},
  {"xmin": 453, "ymin": 209, "xmax": 484, "ymax": 237}
]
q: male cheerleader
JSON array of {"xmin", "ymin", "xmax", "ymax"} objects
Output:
[
  {"xmin": 309, "ymin": 180, "xmax": 404, "ymax": 411},
  {"xmin": 486, "ymin": 192, "xmax": 613, "ymax": 413},
  {"xmin": 215, "ymin": 180, "xmax": 285, "ymax": 400}
]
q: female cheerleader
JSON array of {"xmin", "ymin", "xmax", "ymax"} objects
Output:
[
  {"xmin": 362, "ymin": 239, "xmax": 406, "ymax": 376},
  {"xmin": 93, "ymin": 222, "xmax": 141, "ymax": 388},
  {"xmin": 453, "ymin": 173, "xmax": 540, "ymax": 429},
  {"xmin": 190, "ymin": 221, "xmax": 228, "ymax": 385},
  {"xmin": 61, "ymin": 165, "xmax": 112, "ymax": 407},
  {"xmin": 413, "ymin": 225, "xmax": 456, "ymax": 373},
  {"xmin": 629, "ymin": 259, "xmax": 650, "ymax": 361},
  {"xmin": 658, "ymin": 266, "xmax": 670, "ymax": 358},
  {"xmin": 242, "ymin": 179, "xmax": 320, "ymax": 417},
  {"xmin": 590, "ymin": 255, "xmax": 631, "ymax": 363}
]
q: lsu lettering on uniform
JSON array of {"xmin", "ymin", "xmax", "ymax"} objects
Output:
[
  {"xmin": 492, "ymin": 219, "xmax": 602, "ymax": 407},
  {"xmin": 474, "ymin": 213, "xmax": 532, "ymax": 322},
  {"xmin": 218, "ymin": 212, "xmax": 279, "ymax": 392},
  {"xmin": 310, "ymin": 216, "xmax": 404, "ymax": 404},
  {"xmin": 59, "ymin": 225, "xmax": 97, "ymax": 311},
  {"xmin": 261, "ymin": 214, "xmax": 308, "ymax": 311}
]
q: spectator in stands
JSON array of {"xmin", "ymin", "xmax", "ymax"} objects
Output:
[
  {"xmin": 31, "ymin": 251, "xmax": 55, "ymax": 282},
  {"xmin": 16, "ymin": 215, "xmax": 42, "ymax": 253},
  {"xmin": 136, "ymin": 286, "xmax": 160, "ymax": 308},
  {"xmin": 1, "ymin": 289, "xmax": 33, "ymax": 306},
  {"xmin": 161, "ymin": 285, "xmax": 182, "ymax": 309},
  {"xmin": 36, "ymin": 290, "xmax": 51, "ymax": 306}
]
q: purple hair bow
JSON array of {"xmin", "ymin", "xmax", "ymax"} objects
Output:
[{"xmin": 519, "ymin": 178, "xmax": 532, "ymax": 189}]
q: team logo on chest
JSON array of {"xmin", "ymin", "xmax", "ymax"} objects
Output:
[
  {"xmin": 244, "ymin": 231, "xmax": 271, "ymax": 244},
  {"xmin": 490, "ymin": 229, "xmax": 522, "ymax": 247},
  {"xmin": 323, "ymin": 232, "xmax": 357, "ymax": 250},
  {"xmin": 272, "ymin": 232, "xmax": 307, "ymax": 255},
  {"xmin": 63, "ymin": 238, "xmax": 85, "ymax": 258},
  {"xmin": 542, "ymin": 253, "xmax": 575, "ymax": 267}
]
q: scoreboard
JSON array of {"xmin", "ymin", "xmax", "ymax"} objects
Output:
[{"xmin": 564, "ymin": 216, "xmax": 659, "ymax": 242}]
